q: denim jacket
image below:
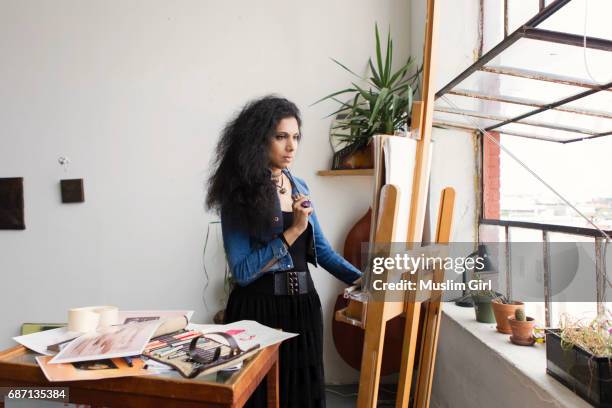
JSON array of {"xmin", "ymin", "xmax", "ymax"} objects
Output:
[{"xmin": 221, "ymin": 169, "xmax": 362, "ymax": 287}]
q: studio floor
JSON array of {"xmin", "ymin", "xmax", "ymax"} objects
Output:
[{"xmin": 325, "ymin": 383, "xmax": 398, "ymax": 407}]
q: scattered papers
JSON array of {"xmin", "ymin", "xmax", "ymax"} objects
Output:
[
  {"xmin": 142, "ymin": 358, "xmax": 174, "ymax": 371},
  {"xmin": 118, "ymin": 310, "xmax": 194, "ymax": 323},
  {"xmin": 49, "ymin": 320, "xmax": 161, "ymax": 364},
  {"xmin": 189, "ymin": 320, "xmax": 298, "ymax": 351},
  {"xmin": 13, "ymin": 310, "xmax": 194, "ymax": 356},
  {"xmin": 36, "ymin": 355, "xmax": 151, "ymax": 382},
  {"xmin": 16, "ymin": 313, "xmax": 292, "ymax": 383},
  {"xmin": 13, "ymin": 327, "xmax": 80, "ymax": 356}
]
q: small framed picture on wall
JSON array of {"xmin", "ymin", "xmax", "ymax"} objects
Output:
[{"xmin": 0, "ymin": 177, "xmax": 25, "ymax": 230}]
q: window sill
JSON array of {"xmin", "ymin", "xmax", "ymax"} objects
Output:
[{"xmin": 438, "ymin": 304, "xmax": 590, "ymax": 408}]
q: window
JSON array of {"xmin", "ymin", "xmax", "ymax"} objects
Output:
[{"xmin": 435, "ymin": 0, "xmax": 612, "ymax": 326}]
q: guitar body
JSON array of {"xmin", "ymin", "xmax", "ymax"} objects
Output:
[{"xmin": 330, "ymin": 207, "xmax": 406, "ymax": 375}]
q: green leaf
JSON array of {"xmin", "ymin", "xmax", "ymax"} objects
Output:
[
  {"xmin": 369, "ymin": 87, "xmax": 390, "ymax": 126},
  {"xmin": 321, "ymin": 23, "xmax": 422, "ymax": 141},
  {"xmin": 325, "ymin": 105, "xmax": 352, "ymax": 119},
  {"xmin": 311, "ymin": 88, "xmax": 357, "ymax": 106},
  {"xmin": 383, "ymin": 29, "xmax": 392, "ymax": 84},
  {"xmin": 391, "ymin": 94, "xmax": 399, "ymax": 125},
  {"xmin": 387, "ymin": 66, "xmax": 407, "ymax": 88},
  {"xmin": 352, "ymin": 82, "xmax": 375, "ymax": 104},
  {"xmin": 368, "ymin": 58, "xmax": 382, "ymax": 88},
  {"xmin": 387, "ymin": 57, "xmax": 414, "ymax": 87},
  {"xmin": 390, "ymin": 82, "xmax": 412, "ymax": 95},
  {"xmin": 331, "ymin": 96, "xmax": 360, "ymax": 109},
  {"xmin": 330, "ymin": 58, "xmax": 362, "ymax": 79},
  {"xmin": 375, "ymin": 23, "xmax": 384, "ymax": 82}
]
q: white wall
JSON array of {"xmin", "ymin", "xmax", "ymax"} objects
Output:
[
  {"xmin": 0, "ymin": 0, "xmax": 480, "ymax": 386},
  {"xmin": 430, "ymin": 308, "xmax": 591, "ymax": 408},
  {"xmin": 0, "ymin": 0, "xmax": 413, "ymax": 383}
]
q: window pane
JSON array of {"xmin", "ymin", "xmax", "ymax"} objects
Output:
[
  {"xmin": 507, "ymin": 0, "xmax": 540, "ymax": 33},
  {"xmin": 452, "ymin": 69, "xmax": 585, "ymax": 103},
  {"xmin": 548, "ymin": 232, "xmax": 598, "ymax": 327},
  {"xmin": 538, "ymin": 0, "xmax": 612, "ymax": 41},
  {"xmin": 493, "ymin": 134, "xmax": 612, "ymax": 229},
  {"xmin": 497, "ymin": 122, "xmax": 584, "ymax": 142},
  {"xmin": 433, "ymin": 109, "xmax": 500, "ymax": 130},
  {"xmin": 479, "ymin": 224, "xmax": 508, "ymax": 297},
  {"xmin": 517, "ymin": 108, "xmax": 612, "ymax": 135},
  {"xmin": 564, "ymin": 90, "xmax": 612, "ymax": 115},
  {"xmin": 486, "ymin": 37, "xmax": 612, "ymax": 84},
  {"xmin": 507, "ymin": 228, "xmax": 546, "ymax": 323},
  {"xmin": 440, "ymin": 92, "xmax": 534, "ymax": 118}
]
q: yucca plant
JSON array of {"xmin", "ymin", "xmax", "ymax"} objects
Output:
[{"xmin": 313, "ymin": 23, "xmax": 421, "ymax": 152}]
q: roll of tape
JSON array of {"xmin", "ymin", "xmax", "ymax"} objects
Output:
[{"xmin": 67, "ymin": 306, "xmax": 119, "ymax": 333}]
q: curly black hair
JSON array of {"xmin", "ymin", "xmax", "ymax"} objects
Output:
[{"xmin": 206, "ymin": 95, "xmax": 302, "ymax": 235}]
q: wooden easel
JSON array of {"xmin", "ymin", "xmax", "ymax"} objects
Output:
[
  {"xmin": 356, "ymin": 187, "xmax": 454, "ymax": 408},
  {"xmin": 354, "ymin": 0, "xmax": 445, "ymax": 405}
]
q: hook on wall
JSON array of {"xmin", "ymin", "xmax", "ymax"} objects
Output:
[{"xmin": 58, "ymin": 156, "xmax": 71, "ymax": 173}]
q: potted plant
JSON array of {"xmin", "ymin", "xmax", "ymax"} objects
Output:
[
  {"xmin": 314, "ymin": 24, "xmax": 421, "ymax": 169},
  {"xmin": 471, "ymin": 291, "xmax": 497, "ymax": 323},
  {"xmin": 491, "ymin": 295, "xmax": 524, "ymax": 334},
  {"xmin": 508, "ymin": 309, "xmax": 536, "ymax": 346},
  {"xmin": 469, "ymin": 273, "xmax": 499, "ymax": 323},
  {"xmin": 546, "ymin": 314, "xmax": 611, "ymax": 407}
]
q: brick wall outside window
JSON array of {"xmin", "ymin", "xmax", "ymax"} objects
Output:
[{"xmin": 483, "ymin": 133, "xmax": 500, "ymax": 219}]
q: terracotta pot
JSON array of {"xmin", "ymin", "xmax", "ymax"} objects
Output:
[
  {"xmin": 336, "ymin": 142, "xmax": 374, "ymax": 169},
  {"xmin": 508, "ymin": 316, "xmax": 535, "ymax": 341},
  {"xmin": 491, "ymin": 299, "xmax": 524, "ymax": 334}
]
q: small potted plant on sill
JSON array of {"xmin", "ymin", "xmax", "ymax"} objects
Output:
[
  {"xmin": 313, "ymin": 24, "xmax": 421, "ymax": 170},
  {"xmin": 545, "ymin": 313, "xmax": 611, "ymax": 407},
  {"xmin": 491, "ymin": 295, "xmax": 524, "ymax": 334},
  {"xmin": 508, "ymin": 308, "xmax": 536, "ymax": 346},
  {"xmin": 469, "ymin": 273, "xmax": 499, "ymax": 323}
]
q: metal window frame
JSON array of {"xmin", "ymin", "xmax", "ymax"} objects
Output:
[
  {"xmin": 483, "ymin": 218, "xmax": 608, "ymax": 326},
  {"xmin": 479, "ymin": 133, "xmax": 610, "ymax": 325},
  {"xmin": 435, "ymin": 0, "xmax": 612, "ymax": 144}
]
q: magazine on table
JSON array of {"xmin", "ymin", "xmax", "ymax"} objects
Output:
[
  {"xmin": 36, "ymin": 355, "xmax": 152, "ymax": 382},
  {"xmin": 13, "ymin": 310, "xmax": 193, "ymax": 356},
  {"xmin": 49, "ymin": 320, "xmax": 162, "ymax": 364}
]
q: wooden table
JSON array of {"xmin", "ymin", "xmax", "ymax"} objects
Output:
[{"xmin": 0, "ymin": 343, "xmax": 279, "ymax": 407}]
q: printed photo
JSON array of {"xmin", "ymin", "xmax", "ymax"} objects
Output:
[{"xmin": 50, "ymin": 321, "xmax": 160, "ymax": 364}]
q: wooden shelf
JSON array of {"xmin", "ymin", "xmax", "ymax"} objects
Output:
[{"xmin": 317, "ymin": 169, "xmax": 374, "ymax": 176}]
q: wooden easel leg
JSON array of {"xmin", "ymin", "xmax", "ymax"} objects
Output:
[
  {"xmin": 396, "ymin": 299, "xmax": 421, "ymax": 408},
  {"xmin": 357, "ymin": 301, "xmax": 387, "ymax": 408},
  {"xmin": 413, "ymin": 188, "xmax": 454, "ymax": 407},
  {"xmin": 413, "ymin": 291, "xmax": 443, "ymax": 408}
]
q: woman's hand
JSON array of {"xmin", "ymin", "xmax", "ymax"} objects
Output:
[
  {"xmin": 281, "ymin": 194, "xmax": 313, "ymax": 246},
  {"xmin": 290, "ymin": 194, "xmax": 313, "ymax": 233}
]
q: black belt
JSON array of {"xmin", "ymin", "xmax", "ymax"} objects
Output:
[
  {"xmin": 273, "ymin": 271, "xmax": 310, "ymax": 295},
  {"xmin": 245, "ymin": 271, "xmax": 313, "ymax": 296}
]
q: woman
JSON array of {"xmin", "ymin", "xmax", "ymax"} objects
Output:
[{"xmin": 206, "ymin": 95, "xmax": 362, "ymax": 408}]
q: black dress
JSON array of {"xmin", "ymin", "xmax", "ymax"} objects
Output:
[{"xmin": 224, "ymin": 211, "xmax": 326, "ymax": 408}]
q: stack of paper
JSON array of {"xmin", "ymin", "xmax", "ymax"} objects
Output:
[
  {"xmin": 14, "ymin": 311, "xmax": 296, "ymax": 382},
  {"xmin": 14, "ymin": 310, "xmax": 192, "ymax": 382}
]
